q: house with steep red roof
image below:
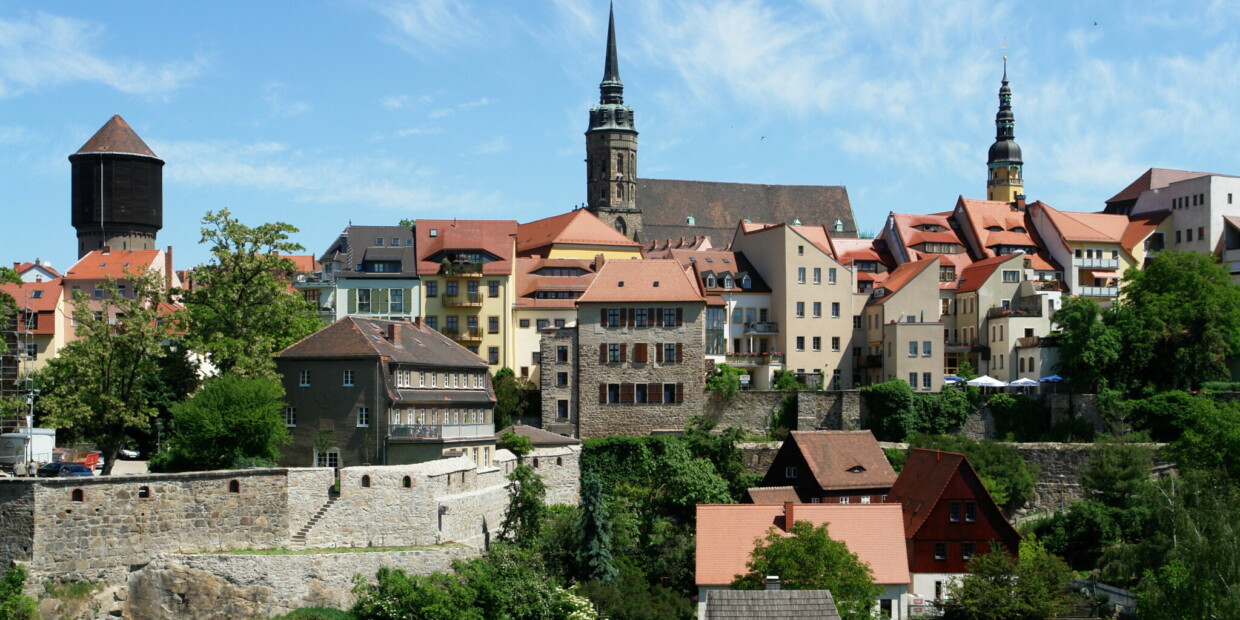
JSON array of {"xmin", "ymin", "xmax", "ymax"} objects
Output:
[
  {"xmin": 696, "ymin": 503, "xmax": 910, "ymax": 618},
  {"xmin": 886, "ymin": 448, "xmax": 1020, "ymax": 604},
  {"xmin": 276, "ymin": 316, "xmax": 496, "ymax": 469},
  {"xmin": 1027, "ymin": 201, "xmax": 1166, "ymax": 302},
  {"xmin": 60, "ymin": 248, "xmax": 179, "ymax": 344},
  {"xmin": 859, "ymin": 258, "xmax": 944, "ymax": 390},
  {"xmin": 750, "ymin": 431, "xmax": 896, "ymax": 504}
]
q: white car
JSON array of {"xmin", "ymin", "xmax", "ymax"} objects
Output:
[{"xmin": 119, "ymin": 448, "xmax": 140, "ymax": 460}]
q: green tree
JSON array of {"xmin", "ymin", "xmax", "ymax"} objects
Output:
[
  {"xmin": 1032, "ymin": 500, "xmax": 1121, "ymax": 571},
  {"xmin": 909, "ymin": 435, "xmax": 1036, "ymax": 512},
  {"xmin": 772, "ymin": 368, "xmax": 803, "ymax": 391},
  {"xmin": 40, "ymin": 273, "xmax": 170, "ymax": 474},
  {"xmin": 1121, "ymin": 250, "xmax": 1240, "ymax": 390},
  {"xmin": 941, "ymin": 537, "xmax": 1072, "ymax": 620},
  {"xmin": 180, "ymin": 209, "xmax": 321, "ymax": 379},
  {"xmin": 500, "ymin": 464, "xmax": 547, "ymax": 547},
  {"xmin": 0, "ymin": 564, "xmax": 36, "ymax": 620},
  {"xmin": 499, "ymin": 431, "xmax": 534, "ymax": 459},
  {"xmin": 732, "ymin": 520, "xmax": 881, "ymax": 620},
  {"xmin": 492, "ymin": 367, "xmax": 537, "ymax": 429},
  {"xmin": 576, "ymin": 571, "xmax": 690, "ymax": 620},
  {"xmin": 148, "ymin": 374, "xmax": 291, "ymax": 472},
  {"xmin": 860, "ymin": 378, "xmax": 916, "ymax": 441},
  {"xmin": 1082, "ymin": 435, "xmax": 1155, "ymax": 510},
  {"xmin": 1165, "ymin": 397, "xmax": 1240, "ymax": 480},
  {"xmin": 915, "ymin": 388, "xmax": 974, "ymax": 435},
  {"xmin": 706, "ymin": 363, "xmax": 742, "ymax": 399},
  {"xmin": 1052, "ymin": 296, "xmax": 1120, "ymax": 393},
  {"xmin": 576, "ymin": 472, "xmax": 618, "ymax": 583},
  {"xmin": 0, "ymin": 265, "xmax": 20, "ymax": 354},
  {"xmin": 683, "ymin": 416, "xmax": 757, "ymax": 499}
]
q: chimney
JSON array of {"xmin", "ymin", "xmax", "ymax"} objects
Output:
[
  {"xmin": 165, "ymin": 246, "xmax": 174, "ymax": 291},
  {"xmin": 101, "ymin": 245, "xmax": 112, "ymax": 255},
  {"xmin": 387, "ymin": 323, "xmax": 401, "ymax": 342},
  {"xmin": 1014, "ymin": 195, "xmax": 1027, "ymax": 212},
  {"xmin": 783, "ymin": 501, "xmax": 795, "ymax": 531},
  {"xmin": 11, "ymin": 262, "xmax": 18, "ymax": 271},
  {"xmin": 413, "ymin": 316, "xmax": 422, "ymax": 328},
  {"xmin": 765, "ymin": 576, "xmax": 781, "ymax": 590},
  {"xmin": 594, "ymin": 254, "xmax": 606, "ymax": 272}
]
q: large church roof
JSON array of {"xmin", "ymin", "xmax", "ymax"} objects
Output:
[
  {"xmin": 73, "ymin": 115, "xmax": 159, "ymax": 159},
  {"xmin": 636, "ymin": 178, "xmax": 856, "ymax": 246}
]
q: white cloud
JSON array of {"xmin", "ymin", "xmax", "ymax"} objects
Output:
[
  {"xmin": 367, "ymin": 0, "xmax": 483, "ymax": 57},
  {"xmin": 429, "ymin": 108, "xmax": 453, "ymax": 119},
  {"xmin": 260, "ymin": 83, "xmax": 310, "ymax": 118},
  {"xmin": 0, "ymin": 12, "xmax": 205, "ymax": 99},
  {"xmin": 394, "ymin": 126, "xmax": 444, "ymax": 137},
  {"xmin": 471, "ymin": 135, "xmax": 509, "ymax": 155}
]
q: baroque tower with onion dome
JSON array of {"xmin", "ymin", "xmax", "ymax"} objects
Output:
[{"xmin": 986, "ymin": 60, "xmax": 1024, "ymax": 202}]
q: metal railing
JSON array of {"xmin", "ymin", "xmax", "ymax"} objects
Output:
[
  {"xmin": 986, "ymin": 305, "xmax": 1043, "ymax": 319},
  {"xmin": 388, "ymin": 423, "xmax": 494, "ymax": 440},
  {"xmin": 1072, "ymin": 257, "xmax": 1119, "ymax": 269},
  {"xmin": 442, "ymin": 328, "xmax": 484, "ymax": 342},
  {"xmin": 1077, "ymin": 286, "xmax": 1118, "ymax": 298},
  {"xmin": 743, "ymin": 321, "xmax": 779, "ymax": 334},
  {"xmin": 442, "ymin": 292, "xmax": 484, "ymax": 307}
]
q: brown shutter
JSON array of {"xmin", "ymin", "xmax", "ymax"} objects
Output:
[
  {"xmin": 635, "ymin": 343, "xmax": 647, "ymax": 363},
  {"xmin": 649, "ymin": 383, "xmax": 663, "ymax": 403},
  {"xmin": 648, "ymin": 307, "xmax": 656, "ymax": 327},
  {"xmin": 656, "ymin": 344, "xmax": 664, "ymax": 363},
  {"xmin": 620, "ymin": 382, "xmax": 635, "ymax": 404},
  {"xmin": 600, "ymin": 307, "xmax": 607, "ymax": 326},
  {"xmin": 676, "ymin": 382, "xmax": 685, "ymax": 403},
  {"xmin": 656, "ymin": 308, "xmax": 664, "ymax": 327},
  {"xmin": 620, "ymin": 343, "xmax": 627, "ymax": 362},
  {"xmin": 629, "ymin": 308, "xmax": 636, "ymax": 325},
  {"xmin": 620, "ymin": 308, "xmax": 628, "ymax": 327},
  {"xmin": 599, "ymin": 344, "xmax": 607, "ymax": 364},
  {"xmin": 676, "ymin": 343, "xmax": 683, "ymax": 363},
  {"xmin": 598, "ymin": 383, "xmax": 607, "ymax": 404},
  {"xmin": 676, "ymin": 307, "xmax": 684, "ymax": 326}
]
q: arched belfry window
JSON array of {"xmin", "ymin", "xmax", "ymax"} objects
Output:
[{"xmin": 614, "ymin": 217, "xmax": 627, "ymax": 236}]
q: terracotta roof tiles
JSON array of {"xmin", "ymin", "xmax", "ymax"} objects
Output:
[
  {"xmin": 1106, "ymin": 168, "xmax": 1211, "ymax": 206},
  {"xmin": 415, "ymin": 220, "xmax": 517, "ymax": 276},
  {"xmin": 886, "ymin": 448, "xmax": 1019, "ymax": 543},
  {"xmin": 786, "ymin": 431, "xmax": 897, "ymax": 491},
  {"xmin": 65, "ymin": 250, "xmax": 161, "ymax": 280},
  {"xmin": 871, "ymin": 258, "xmax": 936, "ymax": 305},
  {"xmin": 279, "ymin": 317, "xmax": 488, "ymax": 369},
  {"xmin": 516, "ymin": 210, "xmax": 642, "ymax": 256},
  {"xmin": 744, "ymin": 486, "xmax": 801, "ymax": 504},
  {"xmin": 955, "ymin": 255, "xmax": 1021, "ymax": 294},
  {"xmin": 74, "ymin": 115, "xmax": 158, "ymax": 158},
  {"xmin": 578, "ymin": 259, "xmax": 704, "ymax": 303}
]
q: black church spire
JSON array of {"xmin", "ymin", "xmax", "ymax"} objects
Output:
[{"xmin": 600, "ymin": 3, "xmax": 624, "ymax": 105}]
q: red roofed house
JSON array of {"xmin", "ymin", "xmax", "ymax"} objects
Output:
[
  {"xmin": 886, "ymin": 448, "xmax": 1021, "ymax": 609},
  {"xmin": 750, "ymin": 430, "xmax": 897, "ymax": 504},
  {"xmin": 1, "ymin": 266, "xmax": 67, "ymax": 403},
  {"xmin": 276, "ymin": 316, "xmax": 496, "ymax": 469},
  {"xmin": 859, "ymin": 258, "xmax": 944, "ymax": 390},
  {"xmin": 542, "ymin": 258, "xmax": 705, "ymax": 438},
  {"xmin": 696, "ymin": 503, "xmax": 911, "ymax": 619},
  {"xmin": 60, "ymin": 247, "xmax": 180, "ymax": 344}
]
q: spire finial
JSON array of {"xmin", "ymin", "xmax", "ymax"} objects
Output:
[{"xmin": 600, "ymin": 2, "xmax": 624, "ymax": 104}]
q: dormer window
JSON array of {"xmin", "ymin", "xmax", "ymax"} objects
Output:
[
  {"xmin": 741, "ymin": 275, "xmax": 752, "ymax": 289},
  {"xmin": 375, "ymin": 238, "xmax": 384, "ymax": 246},
  {"xmin": 847, "ymin": 465, "xmax": 867, "ymax": 473},
  {"xmin": 705, "ymin": 275, "xmax": 716, "ymax": 288},
  {"xmin": 986, "ymin": 226, "xmax": 1003, "ymax": 232},
  {"xmin": 1010, "ymin": 227, "xmax": 1026, "ymax": 233},
  {"xmin": 430, "ymin": 229, "xmax": 439, "ymax": 237},
  {"xmin": 723, "ymin": 275, "xmax": 734, "ymax": 289}
]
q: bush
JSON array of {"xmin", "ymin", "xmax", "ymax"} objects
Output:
[
  {"xmin": 860, "ymin": 379, "xmax": 916, "ymax": 441},
  {"xmin": 909, "ymin": 434, "xmax": 1037, "ymax": 512},
  {"xmin": 1048, "ymin": 417, "xmax": 1095, "ymax": 442},
  {"xmin": 987, "ymin": 393, "xmax": 1049, "ymax": 441},
  {"xmin": 1200, "ymin": 381, "xmax": 1240, "ymax": 392},
  {"xmin": 772, "ymin": 369, "xmax": 803, "ymax": 391},
  {"xmin": 706, "ymin": 364, "xmax": 742, "ymax": 399},
  {"xmin": 149, "ymin": 374, "xmax": 290, "ymax": 473},
  {"xmin": 0, "ymin": 565, "xmax": 36, "ymax": 620}
]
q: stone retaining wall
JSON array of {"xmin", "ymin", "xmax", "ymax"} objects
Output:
[{"xmin": 703, "ymin": 390, "xmax": 863, "ymax": 435}]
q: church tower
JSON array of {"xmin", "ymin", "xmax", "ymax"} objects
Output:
[
  {"xmin": 69, "ymin": 115, "xmax": 165, "ymax": 258},
  {"xmin": 986, "ymin": 59, "xmax": 1024, "ymax": 202},
  {"xmin": 585, "ymin": 4, "xmax": 640, "ymax": 240}
]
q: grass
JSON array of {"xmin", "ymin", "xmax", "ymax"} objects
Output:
[
  {"xmin": 42, "ymin": 579, "xmax": 101, "ymax": 600},
  {"xmin": 268, "ymin": 608, "xmax": 355, "ymax": 620},
  {"xmin": 211, "ymin": 542, "xmax": 463, "ymax": 556}
]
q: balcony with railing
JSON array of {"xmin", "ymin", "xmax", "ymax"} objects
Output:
[
  {"xmin": 1078, "ymin": 286, "xmax": 1119, "ymax": 298},
  {"xmin": 292, "ymin": 271, "xmax": 335, "ymax": 288},
  {"xmin": 725, "ymin": 352, "xmax": 783, "ymax": 366},
  {"xmin": 440, "ymin": 260, "xmax": 484, "ymax": 277},
  {"xmin": 1072, "ymin": 257, "xmax": 1120, "ymax": 269},
  {"xmin": 944, "ymin": 339, "xmax": 974, "ymax": 352},
  {"xmin": 743, "ymin": 321, "xmax": 779, "ymax": 335},
  {"xmin": 388, "ymin": 423, "xmax": 494, "ymax": 440},
  {"xmin": 986, "ymin": 305, "xmax": 1043, "ymax": 320},
  {"xmin": 1016, "ymin": 335, "xmax": 1059, "ymax": 349},
  {"xmin": 855, "ymin": 354, "xmax": 883, "ymax": 369},
  {"xmin": 443, "ymin": 292, "xmax": 484, "ymax": 307},
  {"xmin": 442, "ymin": 327, "xmax": 484, "ymax": 343}
]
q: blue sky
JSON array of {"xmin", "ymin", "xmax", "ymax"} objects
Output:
[{"xmin": 2, "ymin": 0, "xmax": 1239, "ymax": 270}]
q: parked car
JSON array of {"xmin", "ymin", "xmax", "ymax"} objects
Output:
[
  {"xmin": 36, "ymin": 463, "xmax": 95, "ymax": 477},
  {"xmin": 119, "ymin": 447, "xmax": 140, "ymax": 460}
]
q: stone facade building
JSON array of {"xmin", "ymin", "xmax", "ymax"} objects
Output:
[{"xmin": 276, "ymin": 316, "xmax": 496, "ymax": 469}]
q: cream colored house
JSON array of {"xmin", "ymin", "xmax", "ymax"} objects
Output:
[{"xmin": 860, "ymin": 258, "xmax": 945, "ymax": 391}]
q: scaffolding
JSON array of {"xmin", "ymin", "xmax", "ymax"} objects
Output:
[{"xmin": 0, "ymin": 287, "xmax": 37, "ymax": 433}]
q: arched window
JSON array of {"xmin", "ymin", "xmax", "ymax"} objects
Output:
[
  {"xmin": 613, "ymin": 217, "xmax": 627, "ymax": 236},
  {"xmin": 741, "ymin": 275, "xmax": 752, "ymax": 289},
  {"xmin": 533, "ymin": 458, "xmax": 540, "ymax": 469},
  {"xmin": 361, "ymin": 475, "xmax": 372, "ymax": 488},
  {"xmin": 138, "ymin": 486, "xmax": 151, "ymax": 499},
  {"xmin": 704, "ymin": 275, "xmax": 716, "ymax": 288},
  {"xmin": 556, "ymin": 457, "xmax": 563, "ymax": 466},
  {"xmin": 71, "ymin": 489, "xmax": 84, "ymax": 502},
  {"xmin": 1019, "ymin": 357, "xmax": 1026, "ymax": 372},
  {"xmin": 402, "ymin": 476, "xmax": 412, "ymax": 489},
  {"xmin": 723, "ymin": 275, "xmax": 734, "ymax": 289},
  {"xmin": 229, "ymin": 480, "xmax": 240, "ymax": 494}
]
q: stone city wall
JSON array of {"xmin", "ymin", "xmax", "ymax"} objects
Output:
[
  {"xmin": 528, "ymin": 445, "xmax": 582, "ymax": 507},
  {"xmin": 0, "ymin": 482, "xmax": 34, "ymax": 566},
  {"xmin": 126, "ymin": 546, "xmax": 480, "ymax": 620},
  {"xmin": 702, "ymin": 390, "xmax": 863, "ymax": 435}
]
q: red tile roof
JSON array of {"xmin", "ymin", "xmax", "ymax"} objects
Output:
[
  {"xmin": 955, "ymin": 255, "xmax": 1020, "ymax": 294},
  {"xmin": 886, "ymin": 449, "xmax": 1019, "ymax": 543},
  {"xmin": 65, "ymin": 250, "xmax": 161, "ymax": 280},
  {"xmin": 785, "ymin": 431, "xmax": 897, "ymax": 491},
  {"xmin": 415, "ymin": 219, "xmax": 517, "ymax": 276},
  {"xmin": 516, "ymin": 209, "xmax": 642, "ymax": 256},
  {"xmin": 1121, "ymin": 211, "xmax": 1171, "ymax": 251},
  {"xmin": 514, "ymin": 257, "xmax": 597, "ymax": 309},
  {"xmin": 744, "ymin": 486, "xmax": 801, "ymax": 504},
  {"xmin": 13, "ymin": 262, "xmax": 62, "ymax": 279},
  {"xmin": 1106, "ymin": 168, "xmax": 1210, "ymax": 206},
  {"xmin": 870, "ymin": 258, "xmax": 936, "ymax": 304},
  {"xmin": 280, "ymin": 254, "xmax": 319, "ymax": 273},
  {"xmin": 74, "ymin": 115, "xmax": 158, "ymax": 158},
  {"xmin": 0, "ymin": 279, "xmax": 60, "ymax": 313},
  {"xmin": 696, "ymin": 504, "xmax": 910, "ymax": 587},
  {"xmin": 578, "ymin": 259, "xmax": 705, "ymax": 303}
]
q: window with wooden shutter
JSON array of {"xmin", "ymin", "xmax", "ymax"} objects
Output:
[
  {"xmin": 648, "ymin": 383, "xmax": 663, "ymax": 403},
  {"xmin": 600, "ymin": 308, "xmax": 607, "ymax": 326},
  {"xmin": 676, "ymin": 343, "xmax": 683, "ymax": 362},
  {"xmin": 620, "ymin": 382, "xmax": 635, "ymax": 404},
  {"xmin": 598, "ymin": 344, "xmax": 607, "ymax": 364},
  {"xmin": 656, "ymin": 308, "xmax": 664, "ymax": 327},
  {"xmin": 648, "ymin": 308, "xmax": 656, "ymax": 327},
  {"xmin": 598, "ymin": 383, "xmax": 607, "ymax": 404},
  {"xmin": 628, "ymin": 308, "xmax": 636, "ymax": 325},
  {"xmin": 676, "ymin": 382, "xmax": 685, "ymax": 403},
  {"xmin": 676, "ymin": 308, "xmax": 684, "ymax": 326},
  {"xmin": 620, "ymin": 343, "xmax": 627, "ymax": 362},
  {"xmin": 656, "ymin": 344, "xmax": 664, "ymax": 363},
  {"xmin": 635, "ymin": 343, "xmax": 648, "ymax": 363}
]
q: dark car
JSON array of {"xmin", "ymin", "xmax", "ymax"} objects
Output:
[{"xmin": 36, "ymin": 463, "xmax": 95, "ymax": 477}]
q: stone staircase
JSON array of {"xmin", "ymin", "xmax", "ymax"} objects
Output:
[{"xmin": 290, "ymin": 496, "xmax": 339, "ymax": 547}]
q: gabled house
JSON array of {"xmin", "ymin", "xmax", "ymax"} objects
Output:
[
  {"xmin": 886, "ymin": 448, "xmax": 1021, "ymax": 604},
  {"xmin": 276, "ymin": 316, "xmax": 496, "ymax": 470},
  {"xmin": 696, "ymin": 503, "xmax": 911, "ymax": 619},
  {"xmin": 61, "ymin": 247, "xmax": 179, "ymax": 343},
  {"xmin": 309, "ymin": 225, "xmax": 420, "ymax": 323},
  {"xmin": 751, "ymin": 431, "xmax": 896, "ymax": 504},
  {"xmin": 860, "ymin": 258, "xmax": 944, "ymax": 390}
]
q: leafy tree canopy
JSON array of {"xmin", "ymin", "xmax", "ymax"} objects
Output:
[
  {"xmin": 732, "ymin": 520, "xmax": 881, "ymax": 620},
  {"xmin": 772, "ymin": 368, "xmax": 803, "ymax": 391},
  {"xmin": 492, "ymin": 367, "xmax": 538, "ymax": 429},
  {"xmin": 941, "ymin": 537, "xmax": 1073, "ymax": 620},
  {"xmin": 500, "ymin": 463, "xmax": 547, "ymax": 547},
  {"xmin": 0, "ymin": 564, "xmax": 36, "ymax": 620},
  {"xmin": 148, "ymin": 374, "xmax": 290, "ymax": 472},
  {"xmin": 706, "ymin": 363, "xmax": 742, "ymax": 399},
  {"xmin": 908, "ymin": 434, "xmax": 1036, "ymax": 512}
]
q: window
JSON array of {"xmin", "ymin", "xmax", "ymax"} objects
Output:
[
  {"xmin": 447, "ymin": 281, "xmax": 460, "ymax": 298},
  {"xmin": 607, "ymin": 383, "xmax": 620, "ymax": 403},
  {"xmin": 635, "ymin": 383, "xmax": 648, "ymax": 403},
  {"xmin": 361, "ymin": 475, "xmax": 372, "ymax": 488},
  {"xmin": 608, "ymin": 343, "xmax": 621, "ymax": 363},
  {"xmin": 425, "ymin": 316, "xmax": 437, "ymax": 330},
  {"xmin": 635, "ymin": 308, "xmax": 648, "ymax": 326},
  {"xmin": 557, "ymin": 346, "xmax": 569, "ymax": 363},
  {"xmin": 909, "ymin": 341, "xmax": 918, "ymax": 357},
  {"xmin": 283, "ymin": 407, "xmax": 296, "ymax": 427},
  {"xmin": 536, "ymin": 319, "xmax": 550, "ymax": 330},
  {"xmin": 813, "ymin": 267, "xmax": 821, "ymax": 284},
  {"xmin": 663, "ymin": 343, "xmax": 678, "ymax": 363},
  {"xmin": 831, "ymin": 336, "xmax": 840, "ymax": 351},
  {"xmin": 962, "ymin": 542, "xmax": 975, "ymax": 560},
  {"xmin": 556, "ymin": 372, "xmax": 568, "ymax": 387},
  {"xmin": 813, "ymin": 302, "xmax": 822, "ymax": 318},
  {"xmin": 922, "ymin": 372, "xmax": 931, "ymax": 390},
  {"xmin": 1002, "ymin": 270, "xmax": 1020, "ymax": 283},
  {"xmin": 229, "ymin": 480, "xmax": 241, "ymax": 494},
  {"xmin": 860, "ymin": 495, "xmax": 871, "ymax": 504},
  {"xmin": 426, "ymin": 281, "xmax": 438, "ymax": 297},
  {"xmin": 797, "ymin": 267, "xmax": 806, "ymax": 284},
  {"xmin": 343, "ymin": 370, "xmax": 354, "ymax": 386},
  {"xmin": 1198, "ymin": 226, "xmax": 1205, "ymax": 241},
  {"xmin": 316, "ymin": 449, "xmax": 339, "ymax": 468},
  {"xmin": 557, "ymin": 399, "xmax": 569, "ymax": 419},
  {"xmin": 531, "ymin": 351, "xmax": 541, "ymax": 364},
  {"xmin": 554, "ymin": 319, "xmax": 565, "ymax": 328},
  {"xmin": 488, "ymin": 281, "xmax": 499, "ymax": 297},
  {"xmin": 796, "ymin": 336, "xmax": 806, "ymax": 351},
  {"xmin": 390, "ymin": 289, "xmax": 405, "ymax": 313},
  {"xmin": 519, "ymin": 319, "xmax": 530, "ymax": 328},
  {"xmin": 785, "ymin": 467, "xmax": 797, "ymax": 479},
  {"xmin": 923, "ymin": 341, "xmax": 932, "ymax": 357},
  {"xmin": 663, "ymin": 308, "xmax": 678, "ymax": 326},
  {"xmin": 664, "ymin": 383, "xmax": 678, "ymax": 403},
  {"xmin": 138, "ymin": 486, "xmax": 151, "ymax": 499},
  {"xmin": 909, "ymin": 372, "xmax": 918, "ymax": 387},
  {"xmin": 812, "ymin": 336, "xmax": 821, "ymax": 351},
  {"xmin": 949, "ymin": 502, "xmax": 961, "ymax": 522},
  {"xmin": 935, "ymin": 543, "xmax": 947, "ymax": 560},
  {"xmin": 965, "ymin": 502, "xmax": 977, "ymax": 522},
  {"xmin": 488, "ymin": 347, "xmax": 499, "ymax": 364},
  {"xmin": 357, "ymin": 407, "xmax": 370, "ymax": 427},
  {"xmin": 853, "ymin": 315, "xmax": 862, "ymax": 329},
  {"xmin": 1176, "ymin": 230, "xmax": 1182, "ymax": 244},
  {"xmin": 831, "ymin": 302, "xmax": 840, "ymax": 318},
  {"xmin": 488, "ymin": 316, "xmax": 499, "ymax": 333},
  {"xmin": 607, "ymin": 308, "xmax": 621, "ymax": 327},
  {"xmin": 299, "ymin": 370, "xmax": 310, "ymax": 387},
  {"xmin": 796, "ymin": 302, "xmax": 805, "ymax": 318},
  {"xmin": 828, "ymin": 267, "xmax": 837, "ymax": 284},
  {"xmin": 797, "ymin": 245, "xmax": 804, "ymax": 256},
  {"xmin": 93, "ymin": 286, "xmax": 103, "ymax": 299},
  {"xmin": 838, "ymin": 496, "xmax": 850, "ymax": 504}
]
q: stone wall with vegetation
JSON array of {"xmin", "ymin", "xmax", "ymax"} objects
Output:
[
  {"xmin": 703, "ymin": 390, "xmax": 863, "ymax": 435},
  {"xmin": 529, "ymin": 445, "xmax": 582, "ymax": 507},
  {"xmin": 126, "ymin": 546, "xmax": 479, "ymax": 620},
  {"xmin": 0, "ymin": 482, "xmax": 34, "ymax": 566}
]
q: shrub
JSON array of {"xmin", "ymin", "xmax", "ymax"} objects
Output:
[{"xmin": 706, "ymin": 364, "xmax": 742, "ymax": 400}]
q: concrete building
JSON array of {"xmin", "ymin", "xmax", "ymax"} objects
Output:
[
  {"xmin": 860, "ymin": 258, "xmax": 945, "ymax": 391},
  {"xmin": 306, "ymin": 225, "xmax": 420, "ymax": 323},
  {"xmin": 1105, "ymin": 168, "xmax": 1240, "ymax": 258},
  {"xmin": 276, "ymin": 317, "xmax": 496, "ymax": 470},
  {"xmin": 1027, "ymin": 201, "xmax": 1166, "ymax": 301}
]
